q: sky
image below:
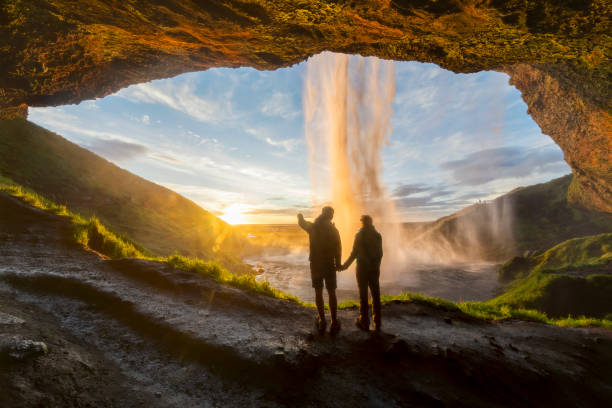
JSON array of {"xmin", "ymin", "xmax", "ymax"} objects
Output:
[{"xmin": 29, "ymin": 53, "xmax": 570, "ymax": 224}]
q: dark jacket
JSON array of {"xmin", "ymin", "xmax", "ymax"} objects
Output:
[
  {"xmin": 298, "ymin": 214, "xmax": 342, "ymax": 271},
  {"xmin": 345, "ymin": 225, "xmax": 383, "ymax": 271}
]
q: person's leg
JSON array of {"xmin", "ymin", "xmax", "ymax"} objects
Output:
[
  {"xmin": 369, "ymin": 271, "xmax": 381, "ymax": 330},
  {"xmin": 356, "ymin": 267, "xmax": 370, "ymax": 329},
  {"xmin": 328, "ymin": 289, "xmax": 337, "ymax": 324},
  {"xmin": 314, "ymin": 286, "xmax": 325, "ymax": 323},
  {"xmin": 311, "ymin": 266, "xmax": 326, "ymax": 330},
  {"xmin": 325, "ymin": 269, "xmax": 338, "ymax": 325}
]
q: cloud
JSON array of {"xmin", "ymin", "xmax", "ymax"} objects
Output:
[
  {"xmin": 245, "ymin": 206, "xmax": 312, "ymax": 216},
  {"xmin": 142, "ymin": 114, "xmax": 150, "ymax": 124},
  {"xmin": 260, "ymin": 91, "xmax": 299, "ymax": 119},
  {"xmin": 395, "ymin": 195, "xmax": 473, "ymax": 210},
  {"xmin": 117, "ymin": 80, "xmax": 233, "ymax": 123},
  {"xmin": 150, "ymin": 153, "xmax": 180, "ymax": 163},
  {"xmin": 85, "ymin": 138, "xmax": 149, "ymax": 162},
  {"xmin": 441, "ymin": 146, "xmax": 567, "ymax": 186},
  {"xmin": 392, "ymin": 183, "xmax": 430, "ymax": 197},
  {"xmin": 245, "ymin": 127, "xmax": 301, "ymax": 152},
  {"xmin": 392, "ymin": 183, "xmax": 461, "ymax": 210}
]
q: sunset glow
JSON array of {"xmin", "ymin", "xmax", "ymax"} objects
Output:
[
  {"xmin": 29, "ymin": 58, "xmax": 570, "ymax": 224},
  {"xmin": 220, "ymin": 203, "xmax": 248, "ymax": 225}
]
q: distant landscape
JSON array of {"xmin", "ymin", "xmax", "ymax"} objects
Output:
[
  {"xmin": 0, "ymin": 118, "xmax": 250, "ymax": 273},
  {"xmin": 2, "ymin": 117, "xmax": 611, "ymax": 315}
]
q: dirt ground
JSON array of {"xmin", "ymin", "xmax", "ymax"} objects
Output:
[{"xmin": 1, "ymin": 192, "xmax": 611, "ymax": 407}]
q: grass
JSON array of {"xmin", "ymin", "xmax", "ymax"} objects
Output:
[
  {"xmin": 164, "ymin": 254, "xmax": 306, "ymax": 305},
  {"xmin": 0, "ymin": 174, "xmax": 306, "ymax": 304},
  {"xmin": 340, "ymin": 289, "xmax": 612, "ymax": 329},
  {"xmin": 339, "ymin": 286, "xmax": 612, "ymax": 329},
  {"xmin": 0, "ymin": 175, "xmax": 146, "ymax": 259},
  {"xmin": 1, "ymin": 174, "xmax": 610, "ymax": 329},
  {"xmin": 0, "ymin": 118, "xmax": 250, "ymax": 273},
  {"xmin": 493, "ymin": 233, "xmax": 612, "ymax": 318}
]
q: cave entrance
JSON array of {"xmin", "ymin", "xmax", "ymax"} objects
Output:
[
  {"xmin": 24, "ymin": 52, "xmax": 574, "ymax": 302},
  {"xmin": 28, "ymin": 53, "xmax": 569, "ymax": 225}
]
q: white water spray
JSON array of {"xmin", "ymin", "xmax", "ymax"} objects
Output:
[{"xmin": 304, "ymin": 52, "xmax": 410, "ymax": 283}]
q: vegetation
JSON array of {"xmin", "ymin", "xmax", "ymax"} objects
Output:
[
  {"xmin": 0, "ymin": 174, "xmax": 146, "ymax": 259},
  {"xmin": 0, "ymin": 175, "xmax": 305, "ymax": 304},
  {"xmin": 2, "ymin": 174, "xmax": 610, "ymax": 328},
  {"xmin": 405, "ymin": 175, "xmax": 612, "ymax": 262},
  {"xmin": 0, "ymin": 118, "xmax": 250, "ymax": 273},
  {"xmin": 499, "ymin": 233, "xmax": 612, "ymax": 281},
  {"xmin": 339, "ymin": 289, "xmax": 612, "ymax": 329},
  {"xmin": 493, "ymin": 233, "xmax": 612, "ymax": 318},
  {"xmin": 165, "ymin": 254, "xmax": 305, "ymax": 304},
  {"xmin": 508, "ymin": 176, "xmax": 612, "ymax": 254}
]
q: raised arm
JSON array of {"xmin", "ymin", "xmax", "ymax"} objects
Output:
[{"xmin": 297, "ymin": 213, "xmax": 313, "ymax": 233}]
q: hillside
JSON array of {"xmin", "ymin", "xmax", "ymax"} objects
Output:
[
  {"xmin": 0, "ymin": 118, "xmax": 249, "ymax": 272},
  {"xmin": 1, "ymin": 190, "xmax": 611, "ymax": 407},
  {"xmin": 491, "ymin": 233, "xmax": 612, "ymax": 318},
  {"xmin": 413, "ymin": 175, "xmax": 612, "ymax": 261}
]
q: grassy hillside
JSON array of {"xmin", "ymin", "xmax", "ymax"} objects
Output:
[
  {"xmin": 0, "ymin": 175, "xmax": 301, "ymax": 303},
  {"xmin": 3, "ymin": 175, "xmax": 610, "ymax": 327},
  {"xmin": 492, "ymin": 233, "xmax": 612, "ymax": 318},
  {"xmin": 0, "ymin": 118, "xmax": 249, "ymax": 273},
  {"xmin": 414, "ymin": 175, "xmax": 612, "ymax": 261},
  {"xmin": 509, "ymin": 175, "xmax": 612, "ymax": 253}
]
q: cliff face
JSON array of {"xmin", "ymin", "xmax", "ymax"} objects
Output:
[{"xmin": 0, "ymin": 0, "xmax": 610, "ymax": 211}]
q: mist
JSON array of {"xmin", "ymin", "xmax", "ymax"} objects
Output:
[{"xmin": 302, "ymin": 52, "xmax": 515, "ymax": 283}]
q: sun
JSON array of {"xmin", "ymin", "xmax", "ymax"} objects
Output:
[{"xmin": 220, "ymin": 203, "xmax": 248, "ymax": 225}]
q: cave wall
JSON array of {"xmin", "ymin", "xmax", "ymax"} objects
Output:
[{"xmin": 0, "ymin": 0, "xmax": 610, "ymax": 211}]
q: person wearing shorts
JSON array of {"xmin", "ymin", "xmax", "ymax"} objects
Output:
[{"xmin": 298, "ymin": 207, "xmax": 342, "ymax": 334}]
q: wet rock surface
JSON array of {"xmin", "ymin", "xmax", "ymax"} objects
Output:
[
  {"xmin": 0, "ymin": 335, "xmax": 47, "ymax": 360},
  {"xmin": 1, "ymin": 191, "xmax": 611, "ymax": 407}
]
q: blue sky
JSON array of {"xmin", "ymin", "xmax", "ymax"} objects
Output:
[{"xmin": 29, "ymin": 53, "xmax": 570, "ymax": 224}]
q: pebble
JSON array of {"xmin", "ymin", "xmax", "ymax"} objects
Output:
[
  {"xmin": 0, "ymin": 336, "xmax": 48, "ymax": 360},
  {"xmin": 0, "ymin": 312, "xmax": 25, "ymax": 325}
]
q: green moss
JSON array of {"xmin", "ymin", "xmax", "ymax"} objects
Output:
[
  {"xmin": 164, "ymin": 254, "xmax": 305, "ymax": 305},
  {"xmin": 491, "ymin": 233, "xmax": 612, "ymax": 318},
  {"xmin": 346, "ymin": 288, "xmax": 612, "ymax": 329},
  {"xmin": 0, "ymin": 119, "xmax": 250, "ymax": 274},
  {"xmin": 2, "ymin": 174, "xmax": 610, "ymax": 327},
  {"xmin": 529, "ymin": 233, "xmax": 612, "ymax": 273},
  {"xmin": 0, "ymin": 175, "xmax": 306, "ymax": 305}
]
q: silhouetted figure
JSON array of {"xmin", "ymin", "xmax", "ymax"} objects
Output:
[
  {"xmin": 298, "ymin": 207, "xmax": 342, "ymax": 334},
  {"xmin": 341, "ymin": 215, "xmax": 383, "ymax": 331}
]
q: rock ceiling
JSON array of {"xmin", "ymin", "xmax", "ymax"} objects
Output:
[{"xmin": 0, "ymin": 0, "xmax": 610, "ymax": 211}]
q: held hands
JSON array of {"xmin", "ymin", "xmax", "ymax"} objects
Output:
[{"xmin": 337, "ymin": 262, "xmax": 348, "ymax": 272}]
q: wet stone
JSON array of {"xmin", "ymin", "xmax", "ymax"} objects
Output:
[
  {"xmin": 0, "ymin": 312, "xmax": 25, "ymax": 325},
  {"xmin": 0, "ymin": 335, "xmax": 48, "ymax": 360}
]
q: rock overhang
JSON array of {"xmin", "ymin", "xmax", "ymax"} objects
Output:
[{"xmin": 0, "ymin": 0, "xmax": 610, "ymax": 211}]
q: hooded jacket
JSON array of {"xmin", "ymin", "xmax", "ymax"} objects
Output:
[
  {"xmin": 298, "ymin": 214, "xmax": 342, "ymax": 272},
  {"xmin": 346, "ymin": 225, "xmax": 383, "ymax": 271}
]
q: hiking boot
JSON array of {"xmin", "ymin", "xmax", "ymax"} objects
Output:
[
  {"xmin": 354, "ymin": 317, "xmax": 369, "ymax": 332},
  {"xmin": 315, "ymin": 316, "xmax": 327, "ymax": 334},
  {"xmin": 330, "ymin": 320, "xmax": 341, "ymax": 336}
]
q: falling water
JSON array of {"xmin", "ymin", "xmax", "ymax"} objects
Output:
[{"xmin": 304, "ymin": 52, "xmax": 409, "ymax": 283}]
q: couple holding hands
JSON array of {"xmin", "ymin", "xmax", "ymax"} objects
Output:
[{"xmin": 298, "ymin": 207, "xmax": 383, "ymax": 335}]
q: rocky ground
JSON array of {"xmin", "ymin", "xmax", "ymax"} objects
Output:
[{"xmin": 1, "ymin": 191, "xmax": 611, "ymax": 407}]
